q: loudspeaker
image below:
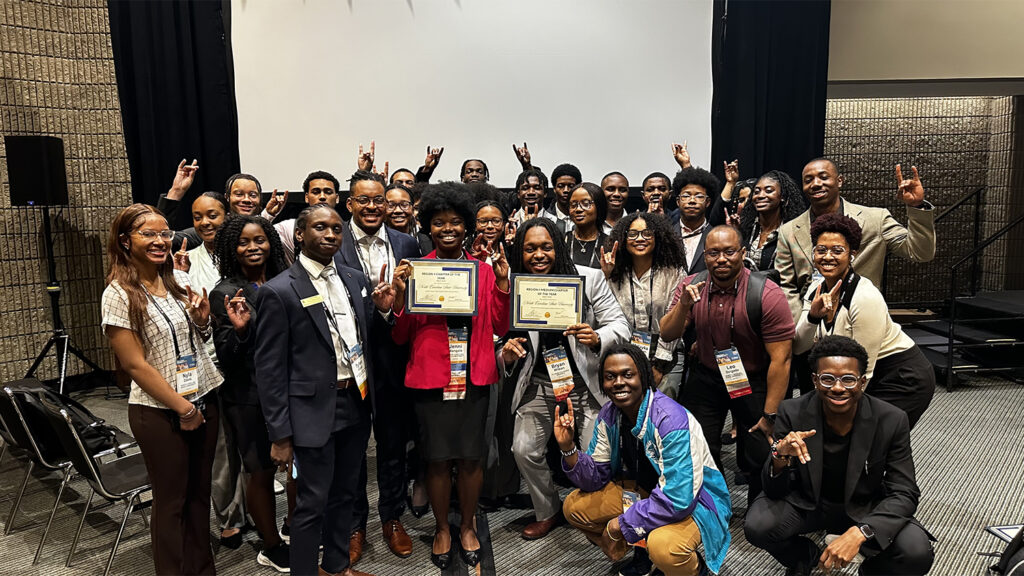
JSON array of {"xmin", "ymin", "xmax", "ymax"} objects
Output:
[{"xmin": 5, "ymin": 135, "xmax": 69, "ymax": 206}]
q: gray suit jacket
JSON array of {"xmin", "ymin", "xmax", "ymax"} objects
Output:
[{"xmin": 774, "ymin": 200, "xmax": 936, "ymax": 321}]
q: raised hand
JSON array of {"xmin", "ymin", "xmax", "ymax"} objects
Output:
[
  {"xmin": 599, "ymin": 241, "xmax": 618, "ymax": 278},
  {"xmin": 469, "ymin": 235, "xmax": 491, "ymax": 261},
  {"xmin": 724, "ymin": 159, "xmax": 740, "ymax": 184},
  {"xmin": 808, "ymin": 279, "xmax": 842, "ymax": 322},
  {"xmin": 391, "ymin": 259, "xmax": 412, "ymax": 311},
  {"xmin": 168, "ymin": 158, "xmax": 199, "ymax": 199},
  {"xmin": 173, "ymin": 237, "xmax": 191, "ymax": 272},
  {"xmin": 491, "ymin": 243, "xmax": 509, "ymax": 290},
  {"xmin": 424, "ymin": 146, "xmax": 444, "ymax": 171},
  {"xmin": 647, "ymin": 198, "xmax": 663, "ymax": 214},
  {"xmin": 513, "ymin": 141, "xmax": 532, "ymax": 168},
  {"xmin": 553, "ymin": 397, "xmax": 576, "ymax": 451},
  {"xmin": 564, "ymin": 323, "xmax": 600, "ymax": 350},
  {"xmin": 501, "ymin": 336, "xmax": 528, "ymax": 366},
  {"xmin": 265, "ymin": 189, "xmax": 289, "ymax": 217},
  {"xmin": 774, "ymin": 429, "xmax": 817, "ymax": 464},
  {"xmin": 524, "ymin": 201, "xmax": 541, "ymax": 220},
  {"xmin": 372, "ymin": 263, "xmax": 396, "ymax": 312},
  {"xmin": 724, "ymin": 207, "xmax": 741, "ymax": 229},
  {"xmin": 681, "ymin": 280, "xmax": 706, "ymax": 308},
  {"xmin": 504, "ymin": 219, "xmax": 519, "ymax": 245},
  {"xmin": 185, "ymin": 285, "xmax": 211, "ymax": 326},
  {"xmin": 357, "ymin": 141, "xmax": 375, "ymax": 171},
  {"xmin": 671, "ymin": 141, "xmax": 691, "ymax": 169},
  {"xmin": 224, "ymin": 289, "xmax": 251, "ymax": 334},
  {"xmin": 372, "ymin": 161, "xmax": 390, "ymax": 182},
  {"xmin": 895, "ymin": 164, "xmax": 925, "ymax": 207}
]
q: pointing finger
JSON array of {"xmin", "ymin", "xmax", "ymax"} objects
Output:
[
  {"xmin": 895, "ymin": 164, "xmax": 904, "ymax": 185},
  {"xmin": 566, "ymin": 396, "xmax": 574, "ymax": 419},
  {"xmin": 180, "ymin": 237, "xmax": 188, "ymax": 253},
  {"xmin": 379, "ymin": 263, "xmax": 388, "ymax": 285},
  {"xmin": 911, "ymin": 165, "xmax": 920, "ymax": 181}
]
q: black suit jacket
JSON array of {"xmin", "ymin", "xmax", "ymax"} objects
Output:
[
  {"xmin": 210, "ymin": 276, "xmax": 260, "ymax": 405},
  {"xmin": 762, "ymin": 393, "xmax": 921, "ymax": 550},
  {"xmin": 668, "ymin": 209, "xmax": 710, "ymax": 274},
  {"xmin": 253, "ymin": 257, "xmax": 384, "ymax": 448},
  {"xmin": 337, "ymin": 223, "xmax": 422, "ymax": 284}
]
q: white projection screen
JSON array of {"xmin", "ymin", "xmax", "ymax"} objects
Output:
[{"xmin": 231, "ymin": 0, "xmax": 713, "ymax": 190}]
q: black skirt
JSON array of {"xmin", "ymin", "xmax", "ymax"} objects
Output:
[
  {"xmin": 410, "ymin": 384, "xmax": 490, "ymax": 462},
  {"xmin": 221, "ymin": 400, "xmax": 274, "ymax": 473},
  {"xmin": 866, "ymin": 345, "xmax": 936, "ymax": 429}
]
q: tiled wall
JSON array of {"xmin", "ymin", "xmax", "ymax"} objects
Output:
[
  {"xmin": 823, "ymin": 96, "xmax": 1019, "ymax": 304},
  {"xmin": 0, "ymin": 0, "xmax": 132, "ymax": 382}
]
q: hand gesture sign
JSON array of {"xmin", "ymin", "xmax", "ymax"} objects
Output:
[
  {"xmin": 470, "ymin": 235, "xmax": 493, "ymax": 261},
  {"xmin": 391, "ymin": 259, "xmax": 413, "ymax": 312},
  {"xmin": 681, "ymin": 280, "xmax": 706, "ymax": 309},
  {"xmin": 671, "ymin": 141, "xmax": 691, "ymax": 169},
  {"xmin": 224, "ymin": 289, "xmax": 251, "ymax": 334},
  {"xmin": 599, "ymin": 241, "xmax": 618, "ymax": 278},
  {"xmin": 185, "ymin": 285, "xmax": 211, "ymax": 326},
  {"xmin": 774, "ymin": 430, "xmax": 816, "ymax": 464},
  {"xmin": 501, "ymin": 336, "xmax": 528, "ymax": 366},
  {"xmin": 424, "ymin": 146, "xmax": 444, "ymax": 170},
  {"xmin": 371, "ymin": 263, "xmax": 396, "ymax": 312},
  {"xmin": 504, "ymin": 219, "xmax": 519, "ymax": 245},
  {"xmin": 265, "ymin": 189, "xmax": 289, "ymax": 217},
  {"xmin": 169, "ymin": 158, "xmax": 199, "ymax": 199},
  {"xmin": 895, "ymin": 164, "xmax": 925, "ymax": 207},
  {"xmin": 513, "ymin": 142, "xmax": 532, "ymax": 168},
  {"xmin": 372, "ymin": 161, "xmax": 390, "ymax": 183},
  {"xmin": 724, "ymin": 207, "xmax": 741, "ymax": 229},
  {"xmin": 491, "ymin": 243, "xmax": 510, "ymax": 287},
  {"xmin": 357, "ymin": 141, "xmax": 375, "ymax": 171},
  {"xmin": 173, "ymin": 237, "xmax": 191, "ymax": 272},
  {"xmin": 647, "ymin": 198, "xmax": 663, "ymax": 214},
  {"xmin": 523, "ymin": 201, "xmax": 541, "ymax": 220},
  {"xmin": 553, "ymin": 397, "xmax": 576, "ymax": 452},
  {"xmin": 809, "ymin": 280, "xmax": 842, "ymax": 322},
  {"xmin": 724, "ymin": 159, "xmax": 740, "ymax": 184}
]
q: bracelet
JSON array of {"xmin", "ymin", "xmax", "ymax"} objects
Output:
[
  {"xmin": 605, "ymin": 523, "xmax": 621, "ymax": 542},
  {"xmin": 181, "ymin": 404, "xmax": 196, "ymax": 419},
  {"xmin": 560, "ymin": 445, "xmax": 578, "ymax": 458},
  {"xmin": 770, "ymin": 440, "xmax": 791, "ymax": 463}
]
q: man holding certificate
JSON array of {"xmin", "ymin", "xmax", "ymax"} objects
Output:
[
  {"xmin": 501, "ymin": 218, "xmax": 630, "ymax": 542},
  {"xmin": 389, "ymin": 183, "xmax": 510, "ymax": 570}
]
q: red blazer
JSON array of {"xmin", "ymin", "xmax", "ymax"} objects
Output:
[{"xmin": 392, "ymin": 251, "xmax": 510, "ymax": 390}]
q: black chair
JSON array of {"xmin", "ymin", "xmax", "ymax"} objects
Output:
[{"xmin": 37, "ymin": 395, "xmax": 151, "ymax": 576}]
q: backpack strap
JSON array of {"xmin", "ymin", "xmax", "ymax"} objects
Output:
[{"xmin": 746, "ymin": 271, "xmax": 768, "ymax": 338}]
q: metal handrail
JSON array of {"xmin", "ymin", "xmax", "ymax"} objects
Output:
[{"xmin": 935, "ymin": 186, "xmax": 985, "ymax": 223}]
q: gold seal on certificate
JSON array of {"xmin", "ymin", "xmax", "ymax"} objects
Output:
[
  {"xmin": 405, "ymin": 259, "xmax": 479, "ymax": 316},
  {"xmin": 510, "ymin": 274, "xmax": 586, "ymax": 331}
]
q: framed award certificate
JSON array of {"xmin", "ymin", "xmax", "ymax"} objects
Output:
[
  {"xmin": 405, "ymin": 259, "xmax": 479, "ymax": 316},
  {"xmin": 510, "ymin": 274, "xmax": 586, "ymax": 331}
]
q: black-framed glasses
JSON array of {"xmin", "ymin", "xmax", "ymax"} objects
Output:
[
  {"xmin": 626, "ymin": 229, "xmax": 654, "ymax": 240},
  {"xmin": 813, "ymin": 372, "xmax": 862, "ymax": 389},
  {"xmin": 705, "ymin": 248, "xmax": 740, "ymax": 259},
  {"xmin": 230, "ymin": 190, "xmax": 260, "ymax": 200},
  {"xmin": 352, "ymin": 196, "xmax": 387, "ymax": 207},
  {"xmin": 679, "ymin": 193, "xmax": 708, "ymax": 201},
  {"xmin": 569, "ymin": 200, "xmax": 594, "ymax": 210},
  {"xmin": 477, "ymin": 218, "xmax": 504, "ymax": 227},
  {"xmin": 386, "ymin": 201, "xmax": 412, "ymax": 211},
  {"xmin": 813, "ymin": 245, "xmax": 848, "ymax": 256},
  {"xmin": 133, "ymin": 230, "xmax": 174, "ymax": 241}
]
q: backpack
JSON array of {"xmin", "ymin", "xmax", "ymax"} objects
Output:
[{"xmin": 11, "ymin": 380, "xmax": 119, "ymax": 457}]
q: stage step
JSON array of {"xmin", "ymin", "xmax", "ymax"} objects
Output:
[{"xmin": 914, "ymin": 319, "xmax": 1020, "ymax": 345}]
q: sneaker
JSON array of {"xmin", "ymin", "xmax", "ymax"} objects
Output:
[
  {"xmin": 619, "ymin": 547, "xmax": 654, "ymax": 576},
  {"xmin": 279, "ymin": 522, "xmax": 290, "ymax": 545},
  {"xmin": 257, "ymin": 543, "xmax": 290, "ymax": 573}
]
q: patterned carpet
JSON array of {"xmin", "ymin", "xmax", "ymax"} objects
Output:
[{"xmin": 0, "ymin": 375, "xmax": 1021, "ymax": 576}]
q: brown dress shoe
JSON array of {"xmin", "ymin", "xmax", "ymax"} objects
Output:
[
  {"xmin": 318, "ymin": 568, "xmax": 377, "ymax": 576},
  {"xmin": 521, "ymin": 514, "xmax": 564, "ymax": 540},
  {"xmin": 349, "ymin": 530, "xmax": 366, "ymax": 565},
  {"xmin": 382, "ymin": 519, "xmax": 413, "ymax": 557}
]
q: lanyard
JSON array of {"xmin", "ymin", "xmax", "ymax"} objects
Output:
[
  {"xmin": 321, "ymin": 274, "xmax": 363, "ymax": 354},
  {"xmin": 357, "ymin": 232, "xmax": 393, "ymax": 283},
  {"xmin": 619, "ymin": 417, "xmax": 642, "ymax": 489},
  {"xmin": 570, "ymin": 233, "xmax": 600, "ymax": 268},
  {"xmin": 706, "ymin": 285, "xmax": 736, "ymax": 351},
  {"xmin": 628, "ymin": 271, "xmax": 656, "ymax": 333},
  {"xmin": 145, "ymin": 289, "xmax": 195, "ymax": 358}
]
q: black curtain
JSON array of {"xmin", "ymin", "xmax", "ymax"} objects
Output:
[
  {"xmin": 108, "ymin": 0, "xmax": 240, "ymax": 227},
  {"xmin": 711, "ymin": 0, "xmax": 831, "ymax": 183}
]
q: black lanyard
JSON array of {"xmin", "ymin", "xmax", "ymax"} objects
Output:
[
  {"xmin": 570, "ymin": 234, "xmax": 600, "ymax": 268},
  {"xmin": 628, "ymin": 271, "xmax": 656, "ymax": 333},
  {"xmin": 145, "ymin": 289, "xmax": 195, "ymax": 358},
  {"xmin": 619, "ymin": 416, "xmax": 642, "ymax": 489},
  {"xmin": 706, "ymin": 284, "xmax": 737, "ymax": 352}
]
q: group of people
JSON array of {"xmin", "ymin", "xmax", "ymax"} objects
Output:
[{"xmin": 100, "ymin": 141, "xmax": 939, "ymax": 576}]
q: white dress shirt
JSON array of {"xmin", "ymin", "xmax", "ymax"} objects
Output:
[
  {"xmin": 299, "ymin": 253, "xmax": 360, "ymax": 381},
  {"xmin": 351, "ymin": 223, "xmax": 395, "ymax": 283}
]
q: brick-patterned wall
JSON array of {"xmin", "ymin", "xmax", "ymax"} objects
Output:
[
  {"xmin": 0, "ymin": 0, "xmax": 132, "ymax": 382},
  {"xmin": 823, "ymin": 96, "xmax": 1018, "ymax": 304}
]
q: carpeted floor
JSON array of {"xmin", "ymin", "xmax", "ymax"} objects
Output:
[{"xmin": 1, "ymin": 375, "xmax": 1021, "ymax": 576}]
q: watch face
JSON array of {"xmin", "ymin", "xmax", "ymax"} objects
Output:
[{"xmin": 859, "ymin": 525, "xmax": 874, "ymax": 539}]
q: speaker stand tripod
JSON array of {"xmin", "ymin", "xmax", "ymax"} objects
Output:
[{"xmin": 24, "ymin": 206, "xmax": 104, "ymax": 394}]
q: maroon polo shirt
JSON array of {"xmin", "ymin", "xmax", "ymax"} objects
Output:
[{"xmin": 670, "ymin": 268, "xmax": 794, "ymax": 373}]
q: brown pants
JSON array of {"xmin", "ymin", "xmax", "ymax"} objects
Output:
[
  {"xmin": 563, "ymin": 482, "xmax": 704, "ymax": 576},
  {"xmin": 129, "ymin": 401, "xmax": 219, "ymax": 575}
]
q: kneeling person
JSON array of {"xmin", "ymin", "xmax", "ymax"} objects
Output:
[
  {"xmin": 560, "ymin": 345, "xmax": 731, "ymax": 576},
  {"xmin": 744, "ymin": 336, "xmax": 935, "ymax": 576}
]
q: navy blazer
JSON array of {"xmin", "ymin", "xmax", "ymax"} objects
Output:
[
  {"xmin": 668, "ymin": 209, "xmax": 710, "ymax": 274},
  {"xmin": 253, "ymin": 257, "xmax": 383, "ymax": 448}
]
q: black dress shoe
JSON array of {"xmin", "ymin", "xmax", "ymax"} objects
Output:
[
  {"xmin": 459, "ymin": 529, "xmax": 481, "ymax": 567},
  {"xmin": 219, "ymin": 530, "xmax": 243, "ymax": 550},
  {"xmin": 430, "ymin": 532, "xmax": 452, "ymax": 570},
  {"xmin": 406, "ymin": 491, "xmax": 428, "ymax": 519}
]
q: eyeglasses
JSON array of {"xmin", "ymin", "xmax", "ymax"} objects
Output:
[
  {"xmin": 351, "ymin": 196, "xmax": 387, "ymax": 207},
  {"xmin": 569, "ymin": 200, "xmax": 594, "ymax": 210},
  {"xmin": 705, "ymin": 248, "xmax": 740, "ymax": 259},
  {"xmin": 133, "ymin": 230, "xmax": 174, "ymax": 241},
  {"xmin": 813, "ymin": 245, "xmax": 848, "ymax": 256},
  {"xmin": 626, "ymin": 229, "xmax": 654, "ymax": 240},
  {"xmin": 813, "ymin": 372, "xmax": 863, "ymax": 389},
  {"xmin": 519, "ymin": 184, "xmax": 544, "ymax": 192},
  {"xmin": 230, "ymin": 191, "xmax": 260, "ymax": 200},
  {"xmin": 387, "ymin": 201, "xmax": 412, "ymax": 211},
  {"xmin": 477, "ymin": 218, "xmax": 504, "ymax": 227},
  {"xmin": 679, "ymin": 193, "xmax": 708, "ymax": 201}
]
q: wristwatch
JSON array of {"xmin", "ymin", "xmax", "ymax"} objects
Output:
[
  {"xmin": 858, "ymin": 524, "xmax": 875, "ymax": 541},
  {"xmin": 762, "ymin": 412, "xmax": 777, "ymax": 425}
]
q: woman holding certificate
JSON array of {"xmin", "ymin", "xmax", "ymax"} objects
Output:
[
  {"xmin": 390, "ymin": 183, "xmax": 511, "ymax": 569},
  {"xmin": 502, "ymin": 218, "xmax": 630, "ymax": 541}
]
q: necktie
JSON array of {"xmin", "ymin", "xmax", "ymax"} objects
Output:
[{"xmin": 321, "ymin": 267, "xmax": 353, "ymax": 370}]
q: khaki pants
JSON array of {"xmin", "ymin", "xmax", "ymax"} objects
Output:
[{"xmin": 563, "ymin": 482, "xmax": 704, "ymax": 576}]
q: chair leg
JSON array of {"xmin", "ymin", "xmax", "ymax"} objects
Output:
[
  {"xmin": 140, "ymin": 506, "xmax": 150, "ymax": 529},
  {"xmin": 33, "ymin": 466, "xmax": 72, "ymax": 564},
  {"xmin": 4, "ymin": 460, "xmax": 34, "ymax": 536},
  {"xmin": 0, "ymin": 441, "xmax": 7, "ymax": 467},
  {"xmin": 103, "ymin": 494, "xmax": 136, "ymax": 576},
  {"xmin": 66, "ymin": 488, "xmax": 93, "ymax": 568}
]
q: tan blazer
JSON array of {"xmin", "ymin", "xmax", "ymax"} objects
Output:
[{"xmin": 774, "ymin": 200, "xmax": 936, "ymax": 321}]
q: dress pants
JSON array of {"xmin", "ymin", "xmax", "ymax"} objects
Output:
[
  {"xmin": 128, "ymin": 401, "xmax": 219, "ymax": 576},
  {"xmin": 867, "ymin": 346, "xmax": 935, "ymax": 430},
  {"xmin": 745, "ymin": 495, "xmax": 935, "ymax": 575},
  {"xmin": 352, "ymin": 383, "xmax": 408, "ymax": 531},
  {"xmin": 211, "ymin": 392, "xmax": 247, "ymax": 533},
  {"xmin": 512, "ymin": 375, "xmax": 601, "ymax": 522},
  {"xmin": 680, "ymin": 362, "xmax": 770, "ymax": 506},
  {"xmin": 292, "ymin": 389, "xmax": 372, "ymax": 576}
]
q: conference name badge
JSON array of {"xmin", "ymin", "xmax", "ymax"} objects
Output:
[
  {"xmin": 631, "ymin": 331, "xmax": 652, "ymax": 357},
  {"xmin": 301, "ymin": 294, "xmax": 324, "ymax": 308},
  {"xmin": 621, "ymin": 490, "xmax": 648, "ymax": 548},
  {"xmin": 715, "ymin": 346, "xmax": 752, "ymax": 398},
  {"xmin": 346, "ymin": 343, "xmax": 368, "ymax": 400},
  {"xmin": 444, "ymin": 326, "xmax": 468, "ymax": 401},
  {"xmin": 543, "ymin": 346, "xmax": 574, "ymax": 401},
  {"xmin": 175, "ymin": 353, "xmax": 199, "ymax": 397}
]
